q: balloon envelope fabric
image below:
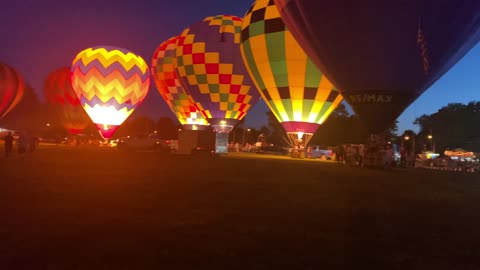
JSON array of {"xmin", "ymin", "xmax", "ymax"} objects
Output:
[
  {"xmin": 71, "ymin": 46, "xmax": 150, "ymax": 139},
  {"xmin": 274, "ymin": 0, "xmax": 480, "ymax": 133},
  {"xmin": 175, "ymin": 15, "xmax": 260, "ymax": 130},
  {"xmin": 0, "ymin": 62, "xmax": 24, "ymax": 120},
  {"xmin": 152, "ymin": 36, "xmax": 209, "ymax": 130},
  {"xmin": 241, "ymin": 0, "xmax": 343, "ymax": 140},
  {"xmin": 44, "ymin": 67, "xmax": 91, "ymax": 135}
]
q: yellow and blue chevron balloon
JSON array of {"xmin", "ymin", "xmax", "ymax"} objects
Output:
[
  {"xmin": 240, "ymin": 0, "xmax": 343, "ymax": 145},
  {"xmin": 71, "ymin": 46, "xmax": 150, "ymax": 139}
]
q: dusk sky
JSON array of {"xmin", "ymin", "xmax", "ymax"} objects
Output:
[{"xmin": 1, "ymin": 0, "xmax": 480, "ymax": 134}]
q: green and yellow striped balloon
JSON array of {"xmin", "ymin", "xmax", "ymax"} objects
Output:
[{"xmin": 240, "ymin": 0, "xmax": 343, "ymax": 144}]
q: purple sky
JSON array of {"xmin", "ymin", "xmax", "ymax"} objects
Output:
[{"xmin": 1, "ymin": 0, "xmax": 479, "ymax": 134}]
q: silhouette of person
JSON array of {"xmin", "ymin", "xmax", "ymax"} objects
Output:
[
  {"xmin": 17, "ymin": 132, "xmax": 27, "ymax": 155},
  {"xmin": 4, "ymin": 132, "xmax": 14, "ymax": 157}
]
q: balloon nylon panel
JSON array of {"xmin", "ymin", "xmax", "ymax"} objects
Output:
[
  {"xmin": 152, "ymin": 36, "xmax": 208, "ymax": 126},
  {"xmin": 176, "ymin": 15, "xmax": 259, "ymax": 121},
  {"xmin": 241, "ymin": 0, "xmax": 342, "ymax": 127},
  {"xmin": 0, "ymin": 63, "xmax": 24, "ymax": 119},
  {"xmin": 71, "ymin": 47, "xmax": 150, "ymax": 127}
]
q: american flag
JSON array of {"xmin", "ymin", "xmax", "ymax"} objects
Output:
[{"xmin": 417, "ymin": 23, "xmax": 430, "ymax": 75}]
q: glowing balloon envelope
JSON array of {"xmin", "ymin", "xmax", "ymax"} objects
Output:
[
  {"xmin": 71, "ymin": 46, "xmax": 150, "ymax": 139},
  {"xmin": 274, "ymin": 0, "xmax": 480, "ymax": 133},
  {"xmin": 151, "ymin": 36, "xmax": 209, "ymax": 130},
  {"xmin": 241, "ymin": 0, "xmax": 343, "ymax": 146},
  {"xmin": 175, "ymin": 15, "xmax": 261, "ymax": 153},
  {"xmin": 0, "ymin": 62, "xmax": 24, "ymax": 120},
  {"xmin": 44, "ymin": 67, "xmax": 91, "ymax": 135}
]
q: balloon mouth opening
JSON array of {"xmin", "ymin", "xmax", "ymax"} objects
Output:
[
  {"xmin": 183, "ymin": 124, "xmax": 210, "ymax": 131},
  {"xmin": 208, "ymin": 118, "xmax": 239, "ymax": 133},
  {"xmin": 67, "ymin": 128, "xmax": 83, "ymax": 135},
  {"xmin": 211, "ymin": 125, "xmax": 234, "ymax": 133},
  {"xmin": 96, "ymin": 124, "xmax": 119, "ymax": 139},
  {"xmin": 281, "ymin": 122, "xmax": 320, "ymax": 134}
]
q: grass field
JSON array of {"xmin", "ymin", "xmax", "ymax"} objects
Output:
[{"xmin": 1, "ymin": 145, "xmax": 480, "ymax": 269}]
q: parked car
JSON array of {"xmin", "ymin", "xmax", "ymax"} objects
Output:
[
  {"xmin": 308, "ymin": 145, "xmax": 334, "ymax": 159},
  {"xmin": 117, "ymin": 133, "xmax": 170, "ymax": 152}
]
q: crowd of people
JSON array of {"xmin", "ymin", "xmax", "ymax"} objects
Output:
[
  {"xmin": 2, "ymin": 131, "xmax": 38, "ymax": 157},
  {"xmin": 332, "ymin": 138, "xmax": 417, "ymax": 170},
  {"xmin": 333, "ymin": 144, "xmax": 365, "ymax": 166}
]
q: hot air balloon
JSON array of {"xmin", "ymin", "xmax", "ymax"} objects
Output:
[
  {"xmin": 151, "ymin": 36, "xmax": 209, "ymax": 130},
  {"xmin": 44, "ymin": 67, "xmax": 91, "ymax": 135},
  {"xmin": 240, "ymin": 0, "xmax": 343, "ymax": 147},
  {"xmin": 175, "ymin": 15, "xmax": 261, "ymax": 153},
  {"xmin": 274, "ymin": 0, "xmax": 480, "ymax": 133},
  {"xmin": 0, "ymin": 63, "xmax": 24, "ymax": 120},
  {"xmin": 71, "ymin": 46, "xmax": 150, "ymax": 139}
]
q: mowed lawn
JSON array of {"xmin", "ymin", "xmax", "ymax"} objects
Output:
[{"xmin": 1, "ymin": 145, "xmax": 480, "ymax": 269}]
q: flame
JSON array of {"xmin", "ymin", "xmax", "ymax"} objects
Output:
[{"xmin": 83, "ymin": 103, "xmax": 133, "ymax": 126}]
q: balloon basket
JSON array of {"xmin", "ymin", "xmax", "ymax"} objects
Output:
[
  {"xmin": 287, "ymin": 132, "xmax": 312, "ymax": 158},
  {"xmin": 210, "ymin": 123, "xmax": 235, "ymax": 154},
  {"xmin": 215, "ymin": 132, "xmax": 229, "ymax": 154}
]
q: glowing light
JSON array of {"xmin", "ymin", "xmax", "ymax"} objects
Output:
[
  {"xmin": 175, "ymin": 15, "xmax": 260, "ymax": 154},
  {"xmin": 44, "ymin": 67, "xmax": 91, "ymax": 135},
  {"xmin": 0, "ymin": 63, "xmax": 24, "ymax": 120},
  {"xmin": 71, "ymin": 46, "xmax": 150, "ymax": 139},
  {"xmin": 427, "ymin": 135, "xmax": 433, "ymax": 139},
  {"xmin": 404, "ymin": 136, "xmax": 410, "ymax": 140},
  {"xmin": 151, "ymin": 36, "xmax": 209, "ymax": 127},
  {"xmin": 240, "ymin": 0, "xmax": 343, "ymax": 145},
  {"xmin": 83, "ymin": 103, "xmax": 133, "ymax": 126},
  {"xmin": 175, "ymin": 15, "xmax": 260, "ymax": 124}
]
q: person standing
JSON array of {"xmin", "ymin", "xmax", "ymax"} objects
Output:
[
  {"xmin": 235, "ymin": 142, "xmax": 240, "ymax": 152},
  {"xmin": 17, "ymin": 132, "xmax": 26, "ymax": 155},
  {"xmin": 358, "ymin": 144, "xmax": 365, "ymax": 167},
  {"xmin": 384, "ymin": 144, "xmax": 394, "ymax": 170},
  {"xmin": 336, "ymin": 144, "xmax": 345, "ymax": 164},
  {"xmin": 3, "ymin": 132, "xmax": 14, "ymax": 157},
  {"xmin": 307, "ymin": 146, "xmax": 312, "ymax": 159},
  {"xmin": 400, "ymin": 143, "xmax": 406, "ymax": 168}
]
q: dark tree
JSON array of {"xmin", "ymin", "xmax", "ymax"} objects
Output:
[
  {"xmin": 414, "ymin": 101, "xmax": 480, "ymax": 152},
  {"xmin": 156, "ymin": 117, "xmax": 178, "ymax": 139},
  {"xmin": 229, "ymin": 118, "xmax": 245, "ymax": 144},
  {"xmin": 311, "ymin": 103, "xmax": 398, "ymax": 146},
  {"xmin": 266, "ymin": 111, "xmax": 289, "ymax": 146},
  {"xmin": 1, "ymin": 84, "xmax": 50, "ymax": 136},
  {"xmin": 259, "ymin": 125, "xmax": 271, "ymax": 141},
  {"xmin": 398, "ymin": 129, "xmax": 418, "ymax": 153},
  {"xmin": 115, "ymin": 115, "xmax": 155, "ymax": 137}
]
